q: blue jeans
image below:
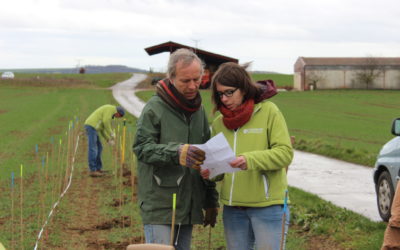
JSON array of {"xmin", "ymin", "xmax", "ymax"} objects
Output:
[
  {"xmin": 144, "ymin": 224, "xmax": 193, "ymax": 250},
  {"xmin": 223, "ymin": 205, "xmax": 290, "ymax": 250},
  {"xmin": 85, "ymin": 125, "xmax": 103, "ymax": 171}
]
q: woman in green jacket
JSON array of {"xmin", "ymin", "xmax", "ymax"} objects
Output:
[{"xmin": 202, "ymin": 62, "xmax": 293, "ymax": 250}]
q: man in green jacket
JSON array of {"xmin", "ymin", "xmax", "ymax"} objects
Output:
[
  {"xmin": 84, "ymin": 104, "xmax": 125, "ymax": 177},
  {"xmin": 133, "ymin": 48, "xmax": 219, "ymax": 250}
]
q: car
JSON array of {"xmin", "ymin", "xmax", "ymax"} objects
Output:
[
  {"xmin": 1, "ymin": 71, "xmax": 15, "ymax": 79},
  {"xmin": 373, "ymin": 117, "xmax": 400, "ymax": 221}
]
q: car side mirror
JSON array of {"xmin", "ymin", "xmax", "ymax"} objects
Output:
[{"xmin": 391, "ymin": 118, "xmax": 400, "ymax": 136}]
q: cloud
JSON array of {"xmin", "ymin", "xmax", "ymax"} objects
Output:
[{"xmin": 0, "ymin": 0, "xmax": 399, "ymax": 73}]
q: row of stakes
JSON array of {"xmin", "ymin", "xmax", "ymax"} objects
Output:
[{"xmin": 1, "ymin": 116, "xmax": 136, "ymax": 249}]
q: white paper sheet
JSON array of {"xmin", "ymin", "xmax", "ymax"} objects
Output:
[{"xmin": 194, "ymin": 132, "xmax": 240, "ymax": 179}]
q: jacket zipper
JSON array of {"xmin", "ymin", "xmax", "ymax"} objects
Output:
[
  {"xmin": 182, "ymin": 113, "xmax": 191, "ymax": 141},
  {"xmin": 229, "ymin": 128, "xmax": 239, "ymax": 205},
  {"xmin": 263, "ymin": 175, "xmax": 269, "ymax": 199}
]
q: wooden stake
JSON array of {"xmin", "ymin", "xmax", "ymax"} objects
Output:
[
  {"xmin": 170, "ymin": 193, "xmax": 177, "ymax": 246},
  {"xmin": 120, "ymin": 121, "xmax": 126, "ymax": 228},
  {"xmin": 39, "ymin": 155, "xmax": 46, "ymax": 245},
  {"xmin": 114, "ymin": 125, "xmax": 119, "ymax": 181},
  {"xmin": 121, "ymin": 119, "xmax": 126, "ymax": 165},
  {"xmin": 52, "ymin": 138, "xmax": 62, "ymax": 206},
  {"xmin": 120, "ymin": 134, "xmax": 124, "ymax": 228},
  {"xmin": 20, "ymin": 164, "xmax": 24, "ymax": 250},
  {"xmin": 280, "ymin": 190, "xmax": 289, "ymax": 250},
  {"xmin": 45, "ymin": 152, "xmax": 49, "ymax": 241},
  {"xmin": 11, "ymin": 172, "xmax": 15, "ymax": 250},
  {"xmin": 208, "ymin": 226, "xmax": 212, "ymax": 250},
  {"xmin": 35, "ymin": 145, "xmax": 42, "ymax": 230},
  {"xmin": 64, "ymin": 123, "xmax": 72, "ymax": 190},
  {"xmin": 130, "ymin": 153, "xmax": 135, "ymax": 243}
]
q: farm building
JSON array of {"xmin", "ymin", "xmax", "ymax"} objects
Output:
[
  {"xmin": 145, "ymin": 41, "xmax": 238, "ymax": 88},
  {"xmin": 294, "ymin": 57, "xmax": 400, "ymax": 91}
]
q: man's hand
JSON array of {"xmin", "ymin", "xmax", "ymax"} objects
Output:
[
  {"xmin": 179, "ymin": 144, "xmax": 206, "ymax": 170},
  {"xmin": 200, "ymin": 169, "xmax": 210, "ymax": 179},
  {"xmin": 108, "ymin": 139, "xmax": 115, "ymax": 146},
  {"xmin": 204, "ymin": 208, "xmax": 218, "ymax": 227}
]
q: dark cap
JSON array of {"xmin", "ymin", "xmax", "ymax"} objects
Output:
[{"xmin": 116, "ymin": 106, "xmax": 125, "ymax": 116}]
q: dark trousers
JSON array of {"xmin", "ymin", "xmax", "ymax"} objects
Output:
[{"xmin": 85, "ymin": 125, "xmax": 103, "ymax": 171}]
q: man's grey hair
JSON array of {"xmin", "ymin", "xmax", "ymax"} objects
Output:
[{"xmin": 167, "ymin": 48, "xmax": 204, "ymax": 79}]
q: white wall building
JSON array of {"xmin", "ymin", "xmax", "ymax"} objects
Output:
[{"xmin": 294, "ymin": 57, "xmax": 400, "ymax": 91}]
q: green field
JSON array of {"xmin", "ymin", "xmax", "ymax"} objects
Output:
[
  {"xmin": 0, "ymin": 73, "xmax": 132, "ymax": 179},
  {"xmin": 0, "ymin": 73, "xmax": 140, "ymax": 249},
  {"xmin": 0, "ymin": 73, "xmax": 391, "ymax": 249},
  {"xmin": 251, "ymin": 73, "xmax": 294, "ymax": 88},
  {"xmin": 274, "ymin": 90, "xmax": 400, "ymax": 166}
]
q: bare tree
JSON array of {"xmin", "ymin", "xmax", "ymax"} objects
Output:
[
  {"xmin": 397, "ymin": 71, "xmax": 400, "ymax": 87},
  {"xmin": 355, "ymin": 56, "xmax": 384, "ymax": 89},
  {"xmin": 306, "ymin": 70, "xmax": 326, "ymax": 90}
]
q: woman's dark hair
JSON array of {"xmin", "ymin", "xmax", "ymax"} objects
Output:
[{"xmin": 211, "ymin": 62, "xmax": 262, "ymax": 111}]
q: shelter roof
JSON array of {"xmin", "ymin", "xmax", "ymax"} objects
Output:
[{"xmin": 144, "ymin": 41, "xmax": 238, "ymax": 65}]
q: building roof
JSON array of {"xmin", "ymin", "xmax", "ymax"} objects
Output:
[
  {"xmin": 294, "ymin": 57, "xmax": 400, "ymax": 72},
  {"xmin": 144, "ymin": 41, "xmax": 239, "ymax": 65},
  {"xmin": 298, "ymin": 57, "xmax": 400, "ymax": 65}
]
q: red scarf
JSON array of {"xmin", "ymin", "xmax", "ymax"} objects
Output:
[
  {"xmin": 219, "ymin": 99, "xmax": 254, "ymax": 130},
  {"xmin": 156, "ymin": 79, "xmax": 201, "ymax": 115}
]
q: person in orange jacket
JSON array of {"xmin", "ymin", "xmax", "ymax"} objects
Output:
[{"xmin": 381, "ymin": 173, "xmax": 400, "ymax": 250}]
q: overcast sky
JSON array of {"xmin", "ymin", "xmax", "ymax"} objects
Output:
[{"xmin": 1, "ymin": 0, "xmax": 399, "ymax": 73}]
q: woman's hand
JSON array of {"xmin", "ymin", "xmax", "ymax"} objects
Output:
[
  {"xmin": 229, "ymin": 156, "xmax": 247, "ymax": 170},
  {"xmin": 200, "ymin": 169, "xmax": 210, "ymax": 179}
]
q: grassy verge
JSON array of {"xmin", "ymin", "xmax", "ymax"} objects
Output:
[{"xmin": 288, "ymin": 187, "xmax": 385, "ymax": 249}]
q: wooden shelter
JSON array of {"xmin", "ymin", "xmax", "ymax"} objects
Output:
[{"xmin": 145, "ymin": 41, "xmax": 238, "ymax": 88}]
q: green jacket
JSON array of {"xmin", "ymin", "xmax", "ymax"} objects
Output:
[
  {"xmin": 212, "ymin": 100, "xmax": 293, "ymax": 207},
  {"xmin": 133, "ymin": 95, "xmax": 219, "ymax": 225},
  {"xmin": 84, "ymin": 104, "xmax": 117, "ymax": 141}
]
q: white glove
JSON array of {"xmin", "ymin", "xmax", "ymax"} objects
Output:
[
  {"xmin": 108, "ymin": 139, "xmax": 115, "ymax": 146},
  {"xmin": 111, "ymin": 132, "xmax": 116, "ymax": 139}
]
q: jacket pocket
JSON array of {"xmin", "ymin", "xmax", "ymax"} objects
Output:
[{"xmin": 153, "ymin": 165, "xmax": 185, "ymax": 187}]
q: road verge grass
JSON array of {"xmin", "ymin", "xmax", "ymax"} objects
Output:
[{"xmin": 288, "ymin": 187, "xmax": 385, "ymax": 249}]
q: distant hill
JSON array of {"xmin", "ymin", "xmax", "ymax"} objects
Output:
[{"xmin": 1, "ymin": 65, "xmax": 147, "ymax": 74}]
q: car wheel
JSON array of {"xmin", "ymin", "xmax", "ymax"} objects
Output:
[{"xmin": 377, "ymin": 170, "xmax": 394, "ymax": 221}]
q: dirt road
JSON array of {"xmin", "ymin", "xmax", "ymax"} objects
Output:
[
  {"xmin": 113, "ymin": 73, "xmax": 381, "ymax": 222},
  {"xmin": 111, "ymin": 73, "xmax": 147, "ymax": 118},
  {"xmin": 289, "ymin": 151, "xmax": 380, "ymax": 221}
]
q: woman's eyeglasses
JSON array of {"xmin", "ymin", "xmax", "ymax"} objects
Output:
[{"xmin": 216, "ymin": 88, "xmax": 238, "ymax": 98}]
